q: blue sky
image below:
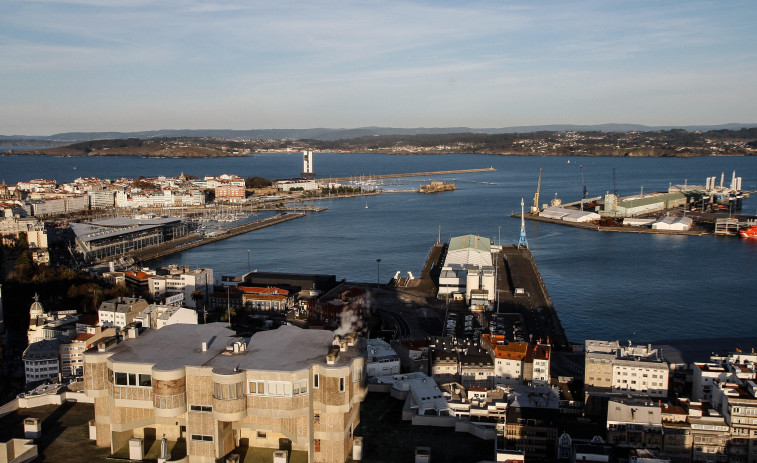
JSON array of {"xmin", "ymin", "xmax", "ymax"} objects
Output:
[{"xmin": 1, "ymin": 0, "xmax": 756, "ymax": 134}]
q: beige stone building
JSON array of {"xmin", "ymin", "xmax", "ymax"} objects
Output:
[{"xmin": 83, "ymin": 323, "xmax": 366, "ymax": 463}]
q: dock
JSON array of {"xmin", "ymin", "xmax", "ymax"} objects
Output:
[
  {"xmin": 117, "ymin": 213, "xmax": 307, "ymax": 263},
  {"xmin": 327, "ymin": 167, "xmax": 496, "ymax": 182},
  {"xmin": 497, "ymin": 245, "xmax": 569, "ymax": 350},
  {"xmin": 515, "ymin": 213, "xmax": 710, "ymax": 236},
  {"xmin": 403, "ymin": 242, "xmax": 569, "ymax": 350}
]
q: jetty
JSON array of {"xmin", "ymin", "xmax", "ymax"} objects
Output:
[
  {"xmin": 328, "ymin": 167, "xmax": 495, "ymax": 182},
  {"xmin": 122, "ymin": 213, "xmax": 307, "ymax": 263}
]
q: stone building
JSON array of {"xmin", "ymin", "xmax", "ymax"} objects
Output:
[{"xmin": 83, "ymin": 323, "xmax": 366, "ymax": 463}]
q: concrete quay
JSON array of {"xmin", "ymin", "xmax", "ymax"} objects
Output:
[
  {"xmin": 497, "ymin": 245, "xmax": 569, "ymax": 350},
  {"xmin": 116, "ymin": 212, "xmax": 307, "ymax": 263},
  {"xmin": 376, "ymin": 242, "xmax": 569, "ymax": 350},
  {"xmin": 327, "ymin": 167, "xmax": 496, "ymax": 182},
  {"xmin": 515, "ymin": 212, "xmax": 709, "ymax": 236}
]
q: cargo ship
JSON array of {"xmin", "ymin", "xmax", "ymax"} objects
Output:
[{"xmin": 739, "ymin": 225, "xmax": 757, "ymax": 239}]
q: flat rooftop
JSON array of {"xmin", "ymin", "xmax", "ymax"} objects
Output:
[{"xmin": 104, "ymin": 323, "xmax": 361, "ymax": 372}]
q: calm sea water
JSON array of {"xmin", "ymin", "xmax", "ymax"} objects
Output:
[{"xmin": 2, "ymin": 151, "xmax": 756, "ymax": 342}]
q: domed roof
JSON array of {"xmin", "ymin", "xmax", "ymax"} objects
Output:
[{"xmin": 29, "ymin": 293, "xmax": 44, "ymax": 317}]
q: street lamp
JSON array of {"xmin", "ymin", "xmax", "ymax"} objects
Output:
[{"xmin": 376, "ymin": 259, "xmax": 381, "ymax": 288}]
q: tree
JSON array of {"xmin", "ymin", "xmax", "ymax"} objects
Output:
[{"xmin": 245, "ymin": 176, "xmax": 272, "ymax": 188}]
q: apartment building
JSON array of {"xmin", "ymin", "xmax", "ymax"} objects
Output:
[
  {"xmin": 97, "ymin": 297, "xmax": 149, "ymax": 329},
  {"xmin": 480, "ymin": 334, "xmax": 551, "ymax": 386},
  {"xmin": 83, "ymin": 324, "xmax": 366, "ymax": 463},
  {"xmin": 585, "ymin": 340, "xmax": 669, "ymax": 398},
  {"xmin": 687, "ymin": 401, "xmax": 729, "ymax": 463},
  {"xmin": 22, "ymin": 339, "xmax": 60, "ymax": 385},
  {"xmin": 693, "ymin": 352, "xmax": 757, "ymax": 403},
  {"xmin": 239, "ymin": 286, "xmax": 290, "ymax": 312},
  {"xmin": 366, "ymin": 338, "xmax": 400, "ymax": 377},
  {"xmin": 711, "ymin": 381, "xmax": 757, "ymax": 462},
  {"xmin": 134, "ymin": 304, "xmax": 198, "ymax": 329},
  {"xmin": 148, "ymin": 265, "xmax": 213, "ymax": 309}
]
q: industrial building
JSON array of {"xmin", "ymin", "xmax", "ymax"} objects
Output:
[
  {"xmin": 83, "ymin": 324, "xmax": 366, "ymax": 463},
  {"xmin": 539, "ymin": 207, "xmax": 601, "ymax": 223},
  {"xmin": 438, "ymin": 235, "xmax": 495, "ymax": 305},
  {"xmin": 602, "ymin": 191, "xmax": 687, "ymax": 218}
]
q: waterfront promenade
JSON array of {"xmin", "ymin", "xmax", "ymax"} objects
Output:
[{"xmin": 122, "ymin": 213, "xmax": 306, "ymax": 263}]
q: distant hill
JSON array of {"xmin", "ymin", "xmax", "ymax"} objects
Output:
[{"xmin": 2, "ymin": 123, "xmax": 756, "ymax": 143}]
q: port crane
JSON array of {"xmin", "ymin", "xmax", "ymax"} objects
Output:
[{"xmin": 531, "ymin": 168, "xmax": 543, "ymax": 213}]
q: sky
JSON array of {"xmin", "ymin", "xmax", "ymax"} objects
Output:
[{"xmin": 1, "ymin": 0, "xmax": 756, "ymax": 135}]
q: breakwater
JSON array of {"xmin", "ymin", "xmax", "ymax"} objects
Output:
[{"xmin": 327, "ymin": 167, "xmax": 496, "ymax": 182}]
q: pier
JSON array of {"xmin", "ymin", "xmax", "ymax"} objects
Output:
[
  {"xmin": 118, "ymin": 213, "xmax": 307, "ymax": 263},
  {"xmin": 327, "ymin": 167, "xmax": 496, "ymax": 182},
  {"xmin": 389, "ymin": 242, "xmax": 569, "ymax": 350},
  {"xmin": 515, "ymin": 212, "xmax": 710, "ymax": 236}
]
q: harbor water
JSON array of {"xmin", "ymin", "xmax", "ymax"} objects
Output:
[{"xmin": 2, "ymin": 151, "xmax": 756, "ymax": 341}]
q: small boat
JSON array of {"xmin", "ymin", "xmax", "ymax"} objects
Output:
[
  {"xmin": 365, "ymin": 202, "xmax": 369, "ymax": 209},
  {"xmin": 740, "ymin": 225, "xmax": 757, "ymax": 238}
]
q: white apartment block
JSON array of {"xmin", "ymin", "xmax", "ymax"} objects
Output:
[
  {"xmin": 148, "ymin": 266, "xmax": 213, "ymax": 309},
  {"xmin": 134, "ymin": 304, "xmax": 198, "ymax": 330},
  {"xmin": 585, "ymin": 340, "xmax": 669, "ymax": 398},
  {"xmin": 98, "ymin": 297, "xmax": 149, "ymax": 330},
  {"xmin": 115, "ymin": 189, "xmax": 204, "ymax": 208},
  {"xmin": 693, "ymin": 352, "xmax": 757, "ymax": 403},
  {"xmin": 88, "ymin": 190, "xmax": 116, "ymax": 209},
  {"xmin": 711, "ymin": 380, "xmax": 757, "ymax": 462}
]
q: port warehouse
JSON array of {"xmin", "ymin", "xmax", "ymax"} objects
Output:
[
  {"xmin": 70, "ymin": 217, "xmax": 188, "ymax": 262},
  {"xmin": 600, "ymin": 191, "xmax": 687, "ymax": 218}
]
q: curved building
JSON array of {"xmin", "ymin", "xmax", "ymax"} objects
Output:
[{"xmin": 84, "ymin": 323, "xmax": 366, "ymax": 463}]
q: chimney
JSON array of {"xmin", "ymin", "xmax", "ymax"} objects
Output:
[
  {"xmin": 326, "ymin": 346, "xmax": 340, "ymax": 365},
  {"xmin": 201, "ymin": 342, "xmax": 207, "ymax": 352}
]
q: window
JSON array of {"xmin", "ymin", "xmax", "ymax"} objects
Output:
[
  {"xmin": 191, "ymin": 434, "xmax": 213, "ymax": 442},
  {"xmin": 139, "ymin": 374, "xmax": 152, "ymax": 387},
  {"xmin": 294, "ymin": 379, "xmax": 308, "ymax": 395},
  {"xmin": 339, "ymin": 377, "xmax": 345, "ymax": 392},
  {"xmin": 190, "ymin": 405, "xmax": 213, "ymax": 413},
  {"xmin": 257, "ymin": 431, "xmax": 266, "ymax": 438},
  {"xmin": 214, "ymin": 382, "xmax": 244, "ymax": 400},
  {"xmin": 314, "ymin": 413, "xmax": 320, "ymax": 424},
  {"xmin": 115, "ymin": 372, "xmax": 128, "ymax": 385},
  {"xmin": 249, "ymin": 380, "xmax": 265, "ymax": 394},
  {"xmin": 353, "ymin": 366, "xmax": 363, "ymax": 382},
  {"xmin": 313, "ymin": 373, "xmax": 319, "ymax": 389},
  {"xmin": 314, "ymin": 439, "xmax": 321, "ymax": 452}
]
